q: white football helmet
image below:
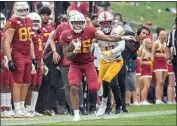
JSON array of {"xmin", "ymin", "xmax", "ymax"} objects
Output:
[
  {"xmin": 13, "ymin": 2, "xmax": 29, "ymax": 19},
  {"xmin": 68, "ymin": 10, "xmax": 86, "ymax": 34},
  {"xmin": 0, "ymin": 13, "xmax": 6, "ymax": 29},
  {"xmin": 27, "ymin": 12, "xmax": 42, "ymax": 31},
  {"xmin": 98, "ymin": 11, "xmax": 114, "ymax": 34}
]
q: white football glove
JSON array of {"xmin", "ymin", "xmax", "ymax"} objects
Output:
[
  {"xmin": 121, "ymin": 36, "xmax": 136, "ymax": 41},
  {"xmin": 44, "ymin": 65, "xmax": 49, "ymax": 76},
  {"xmin": 3, "ymin": 56, "xmax": 9, "ymax": 69},
  {"xmin": 31, "ymin": 64, "xmax": 37, "ymax": 74},
  {"xmin": 72, "ymin": 38, "xmax": 81, "ymax": 54}
]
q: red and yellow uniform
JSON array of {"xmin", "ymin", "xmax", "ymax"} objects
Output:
[
  {"xmin": 60, "ymin": 25, "xmax": 100, "ymax": 92},
  {"xmin": 40, "ymin": 24, "xmax": 54, "ymax": 48},
  {"xmin": 52, "ymin": 23, "xmax": 71, "ymax": 66},
  {"xmin": 31, "ymin": 31, "xmax": 44, "ymax": 86},
  {"xmin": 6, "ymin": 17, "xmax": 33, "ymax": 84},
  {"xmin": 0, "ymin": 30, "xmax": 13, "ymax": 86},
  {"xmin": 141, "ymin": 58, "xmax": 153, "ymax": 78},
  {"xmin": 153, "ymin": 40, "xmax": 167, "ymax": 72}
]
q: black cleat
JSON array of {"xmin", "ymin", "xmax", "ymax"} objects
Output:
[
  {"xmin": 79, "ymin": 107, "xmax": 88, "ymax": 115},
  {"xmin": 122, "ymin": 107, "xmax": 129, "ymax": 113},
  {"xmin": 115, "ymin": 108, "xmax": 122, "ymax": 114}
]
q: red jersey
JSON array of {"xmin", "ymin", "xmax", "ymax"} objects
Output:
[
  {"xmin": 53, "ymin": 23, "xmax": 71, "ymax": 66},
  {"xmin": 6, "ymin": 17, "xmax": 33, "ymax": 56},
  {"xmin": 40, "ymin": 23, "xmax": 54, "ymax": 45},
  {"xmin": 52, "ymin": 23, "xmax": 70, "ymax": 43},
  {"xmin": 60, "ymin": 25, "xmax": 97, "ymax": 65},
  {"xmin": 31, "ymin": 31, "xmax": 44, "ymax": 60}
]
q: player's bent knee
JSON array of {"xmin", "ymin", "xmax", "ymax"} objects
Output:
[
  {"xmin": 89, "ymin": 82, "xmax": 101, "ymax": 92},
  {"xmin": 70, "ymin": 85, "xmax": 79, "ymax": 94}
]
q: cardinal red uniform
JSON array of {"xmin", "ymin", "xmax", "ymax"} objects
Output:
[
  {"xmin": 6, "ymin": 17, "xmax": 33, "ymax": 84},
  {"xmin": 40, "ymin": 24, "xmax": 54, "ymax": 48},
  {"xmin": 60, "ymin": 25, "xmax": 101, "ymax": 92},
  {"xmin": 0, "ymin": 30, "xmax": 13, "ymax": 86},
  {"xmin": 31, "ymin": 31, "xmax": 44, "ymax": 86},
  {"xmin": 52, "ymin": 22, "xmax": 71, "ymax": 66}
]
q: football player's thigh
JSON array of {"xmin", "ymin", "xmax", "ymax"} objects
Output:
[
  {"xmin": 103, "ymin": 60, "xmax": 123, "ymax": 83},
  {"xmin": 68, "ymin": 65, "xmax": 82, "ymax": 86},
  {"xmin": 84, "ymin": 62, "xmax": 100, "ymax": 92},
  {"xmin": 99, "ymin": 58, "xmax": 110, "ymax": 83},
  {"xmin": 13, "ymin": 58, "xmax": 25, "ymax": 83},
  {"xmin": 23, "ymin": 58, "xmax": 32, "ymax": 84}
]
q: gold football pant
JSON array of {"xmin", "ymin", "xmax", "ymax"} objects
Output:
[{"xmin": 99, "ymin": 58, "xmax": 123, "ymax": 83}]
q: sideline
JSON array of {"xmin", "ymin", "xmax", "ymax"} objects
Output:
[{"xmin": 1, "ymin": 110, "xmax": 176, "ymax": 125}]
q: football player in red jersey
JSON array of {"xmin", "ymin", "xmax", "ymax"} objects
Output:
[
  {"xmin": 51, "ymin": 12, "xmax": 89, "ymax": 115},
  {"xmin": 25, "ymin": 12, "xmax": 44, "ymax": 116},
  {"xmin": 0, "ymin": 12, "xmax": 14, "ymax": 117},
  {"xmin": 2, "ymin": 2, "xmax": 36, "ymax": 117},
  {"xmin": 38, "ymin": 6, "xmax": 54, "ymax": 48},
  {"xmin": 60, "ymin": 10, "xmax": 135, "ymax": 121}
]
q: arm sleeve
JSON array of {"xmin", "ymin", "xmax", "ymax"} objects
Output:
[{"xmin": 112, "ymin": 40, "xmax": 125, "ymax": 54}]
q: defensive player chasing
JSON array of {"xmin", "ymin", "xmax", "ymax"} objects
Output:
[
  {"xmin": 60, "ymin": 10, "xmax": 135, "ymax": 121},
  {"xmin": 96, "ymin": 11, "xmax": 125, "ymax": 117}
]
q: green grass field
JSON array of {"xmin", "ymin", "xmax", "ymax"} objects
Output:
[
  {"xmin": 111, "ymin": 2, "xmax": 176, "ymax": 30},
  {"xmin": 1, "ymin": 104, "xmax": 176, "ymax": 125}
]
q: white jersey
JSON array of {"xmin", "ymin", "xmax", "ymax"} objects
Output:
[{"xmin": 97, "ymin": 26, "xmax": 125, "ymax": 62}]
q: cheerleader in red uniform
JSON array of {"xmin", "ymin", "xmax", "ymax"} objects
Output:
[
  {"xmin": 152, "ymin": 29, "xmax": 168, "ymax": 104},
  {"xmin": 140, "ymin": 38, "xmax": 153, "ymax": 105},
  {"xmin": 135, "ymin": 44, "xmax": 144, "ymax": 104},
  {"xmin": 167, "ymin": 47, "xmax": 175, "ymax": 104}
]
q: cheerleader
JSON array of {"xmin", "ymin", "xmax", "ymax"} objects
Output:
[
  {"xmin": 152, "ymin": 28, "xmax": 168, "ymax": 104},
  {"xmin": 135, "ymin": 43, "xmax": 144, "ymax": 104},
  {"xmin": 140, "ymin": 38, "xmax": 153, "ymax": 105}
]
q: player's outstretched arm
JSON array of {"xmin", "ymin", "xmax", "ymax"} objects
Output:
[{"xmin": 94, "ymin": 30, "xmax": 135, "ymax": 42}]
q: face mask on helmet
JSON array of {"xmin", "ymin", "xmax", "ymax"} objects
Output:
[
  {"xmin": 99, "ymin": 21, "xmax": 113, "ymax": 34},
  {"xmin": 0, "ymin": 13, "xmax": 6, "ymax": 29},
  {"xmin": 27, "ymin": 12, "xmax": 42, "ymax": 31},
  {"xmin": 69, "ymin": 11, "xmax": 86, "ymax": 34},
  {"xmin": 13, "ymin": 2, "xmax": 29, "ymax": 19},
  {"xmin": 98, "ymin": 11, "xmax": 114, "ymax": 34},
  {"xmin": 71, "ymin": 21, "xmax": 85, "ymax": 33}
]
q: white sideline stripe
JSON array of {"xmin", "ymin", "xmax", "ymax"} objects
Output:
[{"xmin": 1, "ymin": 110, "xmax": 176, "ymax": 125}]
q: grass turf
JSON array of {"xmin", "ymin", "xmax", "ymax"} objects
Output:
[
  {"xmin": 111, "ymin": 2, "xmax": 176, "ymax": 30},
  {"xmin": 41, "ymin": 114, "xmax": 176, "ymax": 125},
  {"xmin": 1, "ymin": 104, "xmax": 176, "ymax": 125},
  {"xmin": 38, "ymin": 104, "xmax": 176, "ymax": 125}
]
